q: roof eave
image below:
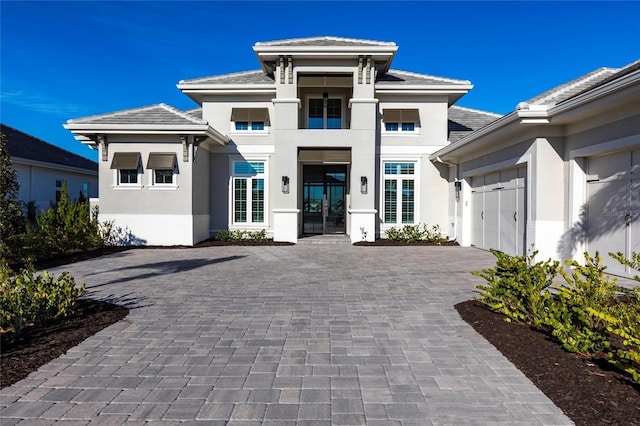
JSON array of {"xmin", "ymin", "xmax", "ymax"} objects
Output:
[{"xmin": 11, "ymin": 156, "xmax": 97, "ymax": 176}]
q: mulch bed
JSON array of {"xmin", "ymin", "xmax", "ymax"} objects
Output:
[
  {"xmin": 1, "ymin": 299, "xmax": 129, "ymax": 389},
  {"xmin": 456, "ymin": 300, "xmax": 640, "ymax": 425},
  {"xmin": 354, "ymin": 240, "xmax": 460, "ymax": 246}
]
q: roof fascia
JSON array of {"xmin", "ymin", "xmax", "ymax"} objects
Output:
[{"xmin": 64, "ymin": 124, "xmax": 230, "ymax": 145}]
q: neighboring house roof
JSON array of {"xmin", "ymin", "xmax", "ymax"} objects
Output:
[
  {"xmin": 447, "ymin": 106, "xmax": 502, "ymax": 143},
  {"xmin": 254, "ymin": 36, "xmax": 396, "ymax": 47},
  {"xmin": 67, "ymin": 103, "xmax": 207, "ymax": 125},
  {"xmin": 377, "ymin": 69, "xmax": 471, "ymax": 86},
  {"xmin": 1, "ymin": 123, "xmax": 97, "ymax": 173},
  {"xmin": 179, "ymin": 70, "xmax": 275, "ymax": 85}
]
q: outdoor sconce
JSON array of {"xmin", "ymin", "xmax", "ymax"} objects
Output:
[
  {"xmin": 454, "ymin": 181, "xmax": 462, "ymax": 201},
  {"xmin": 360, "ymin": 176, "xmax": 368, "ymax": 194},
  {"xmin": 282, "ymin": 176, "xmax": 290, "ymax": 194}
]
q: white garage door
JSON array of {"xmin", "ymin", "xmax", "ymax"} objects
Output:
[
  {"xmin": 471, "ymin": 165, "xmax": 527, "ymax": 256},
  {"xmin": 587, "ymin": 148, "xmax": 640, "ymax": 277}
]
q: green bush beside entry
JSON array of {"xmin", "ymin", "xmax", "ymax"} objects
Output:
[
  {"xmin": 385, "ymin": 223, "xmax": 449, "ymax": 244},
  {"xmin": 0, "ymin": 260, "xmax": 85, "ymax": 336},
  {"xmin": 473, "ymin": 249, "xmax": 640, "ymax": 384}
]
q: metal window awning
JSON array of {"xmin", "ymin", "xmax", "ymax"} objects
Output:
[
  {"xmin": 110, "ymin": 152, "xmax": 141, "ymax": 169},
  {"xmin": 147, "ymin": 153, "xmax": 177, "ymax": 169},
  {"xmin": 298, "ymin": 149, "xmax": 351, "ymax": 164},
  {"xmin": 230, "ymin": 108, "xmax": 270, "ymax": 124},
  {"xmin": 382, "ymin": 109, "xmax": 420, "ymax": 123}
]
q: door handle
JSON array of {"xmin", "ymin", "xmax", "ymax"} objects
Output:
[
  {"xmin": 481, "ymin": 211, "xmax": 484, "ymax": 220},
  {"xmin": 514, "ymin": 212, "xmax": 517, "ymax": 222}
]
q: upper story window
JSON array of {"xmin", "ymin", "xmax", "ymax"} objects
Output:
[
  {"xmin": 110, "ymin": 153, "xmax": 142, "ymax": 186},
  {"xmin": 147, "ymin": 153, "xmax": 177, "ymax": 186},
  {"xmin": 231, "ymin": 108, "xmax": 269, "ymax": 132},
  {"xmin": 308, "ymin": 96, "xmax": 343, "ymax": 129},
  {"xmin": 382, "ymin": 109, "xmax": 420, "ymax": 133}
]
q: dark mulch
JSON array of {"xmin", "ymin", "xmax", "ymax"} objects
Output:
[
  {"xmin": 456, "ymin": 300, "xmax": 640, "ymax": 425},
  {"xmin": 354, "ymin": 240, "xmax": 460, "ymax": 246},
  {"xmin": 1, "ymin": 299, "xmax": 129, "ymax": 389}
]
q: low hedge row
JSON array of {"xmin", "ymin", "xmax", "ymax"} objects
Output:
[{"xmin": 473, "ymin": 250, "xmax": 640, "ymax": 383}]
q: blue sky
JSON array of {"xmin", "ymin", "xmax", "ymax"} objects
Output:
[{"xmin": 2, "ymin": 1, "xmax": 639, "ymax": 162}]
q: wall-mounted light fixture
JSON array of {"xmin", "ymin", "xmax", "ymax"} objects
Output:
[
  {"xmin": 454, "ymin": 181, "xmax": 462, "ymax": 201},
  {"xmin": 360, "ymin": 176, "xmax": 368, "ymax": 194},
  {"xmin": 282, "ymin": 176, "xmax": 290, "ymax": 194}
]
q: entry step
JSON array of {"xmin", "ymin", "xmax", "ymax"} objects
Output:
[{"xmin": 297, "ymin": 234, "xmax": 352, "ymax": 245}]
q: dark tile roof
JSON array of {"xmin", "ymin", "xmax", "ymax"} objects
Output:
[
  {"xmin": 67, "ymin": 103, "xmax": 207, "ymax": 125},
  {"xmin": 255, "ymin": 36, "xmax": 396, "ymax": 47},
  {"xmin": 180, "ymin": 70, "xmax": 275, "ymax": 85},
  {"xmin": 2, "ymin": 124, "xmax": 97, "ymax": 172},
  {"xmin": 447, "ymin": 106, "xmax": 502, "ymax": 143},
  {"xmin": 377, "ymin": 70, "xmax": 471, "ymax": 86}
]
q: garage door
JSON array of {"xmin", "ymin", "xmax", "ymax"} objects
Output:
[
  {"xmin": 471, "ymin": 165, "xmax": 527, "ymax": 256},
  {"xmin": 586, "ymin": 148, "xmax": 640, "ymax": 277}
]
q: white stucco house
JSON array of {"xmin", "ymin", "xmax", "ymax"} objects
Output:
[
  {"xmin": 63, "ymin": 36, "xmax": 639, "ymax": 277},
  {"xmin": 3, "ymin": 124, "xmax": 98, "ymax": 211}
]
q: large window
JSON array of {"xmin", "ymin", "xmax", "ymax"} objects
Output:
[
  {"xmin": 383, "ymin": 162, "xmax": 416, "ymax": 225},
  {"xmin": 308, "ymin": 97, "xmax": 342, "ymax": 129},
  {"xmin": 232, "ymin": 161, "xmax": 266, "ymax": 224}
]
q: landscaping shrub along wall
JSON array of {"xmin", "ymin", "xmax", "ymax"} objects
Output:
[{"xmin": 473, "ymin": 250, "xmax": 640, "ymax": 383}]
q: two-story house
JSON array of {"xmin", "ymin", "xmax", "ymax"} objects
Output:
[{"xmin": 64, "ymin": 36, "xmax": 496, "ymax": 246}]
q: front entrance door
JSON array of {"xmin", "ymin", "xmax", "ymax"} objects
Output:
[{"xmin": 303, "ymin": 165, "xmax": 346, "ymax": 234}]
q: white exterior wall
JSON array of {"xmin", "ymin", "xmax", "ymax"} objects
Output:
[
  {"xmin": 97, "ymin": 134, "xmax": 201, "ymax": 245},
  {"xmin": 12, "ymin": 160, "xmax": 97, "ymax": 211}
]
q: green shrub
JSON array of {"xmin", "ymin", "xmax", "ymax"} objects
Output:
[
  {"xmin": 545, "ymin": 252, "xmax": 619, "ymax": 356},
  {"xmin": 214, "ymin": 229, "xmax": 267, "ymax": 242},
  {"xmin": 472, "ymin": 249, "xmax": 558, "ymax": 326},
  {"xmin": 385, "ymin": 223, "xmax": 448, "ymax": 244},
  {"xmin": 0, "ymin": 260, "xmax": 85, "ymax": 336},
  {"xmin": 36, "ymin": 183, "xmax": 102, "ymax": 257}
]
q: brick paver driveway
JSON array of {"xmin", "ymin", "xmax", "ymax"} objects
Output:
[{"xmin": 1, "ymin": 245, "xmax": 572, "ymax": 425}]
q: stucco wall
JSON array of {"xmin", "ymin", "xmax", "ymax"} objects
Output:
[{"xmin": 13, "ymin": 162, "xmax": 97, "ymax": 211}]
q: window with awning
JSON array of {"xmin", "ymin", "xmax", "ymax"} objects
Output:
[
  {"xmin": 147, "ymin": 153, "xmax": 177, "ymax": 170},
  {"xmin": 231, "ymin": 108, "xmax": 270, "ymax": 129},
  {"xmin": 110, "ymin": 152, "xmax": 141, "ymax": 169},
  {"xmin": 382, "ymin": 109, "xmax": 420, "ymax": 132}
]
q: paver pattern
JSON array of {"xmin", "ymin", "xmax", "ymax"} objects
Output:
[{"xmin": 0, "ymin": 245, "xmax": 572, "ymax": 425}]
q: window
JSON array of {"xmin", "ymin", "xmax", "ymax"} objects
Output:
[
  {"xmin": 120, "ymin": 169, "xmax": 138, "ymax": 184},
  {"xmin": 147, "ymin": 153, "xmax": 177, "ymax": 186},
  {"xmin": 82, "ymin": 182, "xmax": 89, "ymax": 198},
  {"xmin": 308, "ymin": 96, "xmax": 342, "ymax": 129},
  {"xmin": 383, "ymin": 162, "xmax": 416, "ymax": 225},
  {"xmin": 110, "ymin": 153, "xmax": 141, "ymax": 186},
  {"xmin": 382, "ymin": 109, "xmax": 420, "ymax": 133},
  {"xmin": 232, "ymin": 161, "xmax": 266, "ymax": 224},
  {"xmin": 55, "ymin": 180, "xmax": 64, "ymax": 203},
  {"xmin": 231, "ymin": 108, "xmax": 269, "ymax": 132}
]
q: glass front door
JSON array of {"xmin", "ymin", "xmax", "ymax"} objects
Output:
[{"xmin": 303, "ymin": 165, "xmax": 347, "ymax": 234}]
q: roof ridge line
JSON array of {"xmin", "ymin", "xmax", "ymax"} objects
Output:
[
  {"xmin": 67, "ymin": 104, "xmax": 165, "ymax": 123},
  {"xmin": 532, "ymin": 67, "xmax": 618, "ymax": 105},
  {"xmin": 255, "ymin": 35, "xmax": 396, "ymax": 46},
  {"xmin": 387, "ymin": 69, "xmax": 471, "ymax": 85},
  {"xmin": 449, "ymin": 105, "xmax": 502, "ymax": 117},
  {"xmin": 158, "ymin": 103, "xmax": 207, "ymax": 124},
  {"xmin": 179, "ymin": 69, "xmax": 264, "ymax": 84}
]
